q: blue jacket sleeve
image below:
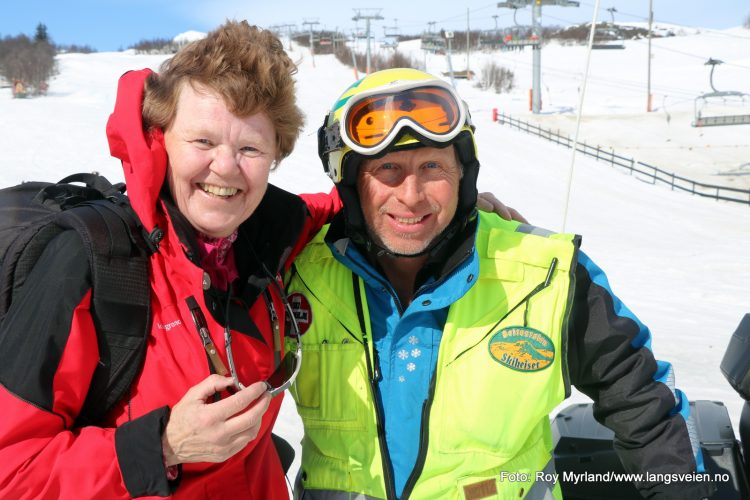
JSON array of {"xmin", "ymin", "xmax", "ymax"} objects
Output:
[{"xmin": 567, "ymin": 250, "xmax": 715, "ymax": 499}]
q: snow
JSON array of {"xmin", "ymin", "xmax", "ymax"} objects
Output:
[
  {"xmin": 173, "ymin": 30, "xmax": 206, "ymax": 44},
  {"xmin": 1, "ymin": 25, "xmax": 749, "ymax": 489}
]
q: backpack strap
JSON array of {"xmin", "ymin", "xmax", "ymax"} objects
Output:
[
  {"xmin": 57, "ymin": 173, "xmax": 125, "ymax": 196},
  {"xmin": 58, "ymin": 200, "xmax": 151, "ymax": 426}
]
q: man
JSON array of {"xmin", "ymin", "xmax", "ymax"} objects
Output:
[{"xmin": 285, "ymin": 68, "xmax": 714, "ymax": 499}]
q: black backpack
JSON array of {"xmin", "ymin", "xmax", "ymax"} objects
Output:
[{"xmin": 0, "ymin": 173, "xmax": 153, "ymax": 425}]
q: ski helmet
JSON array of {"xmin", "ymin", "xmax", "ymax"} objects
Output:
[{"xmin": 318, "ymin": 68, "xmax": 480, "ymax": 256}]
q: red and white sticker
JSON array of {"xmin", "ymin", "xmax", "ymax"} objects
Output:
[{"xmin": 289, "ymin": 292, "xmax": 313, "ymax": 335}]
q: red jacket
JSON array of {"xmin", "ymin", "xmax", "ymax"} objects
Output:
[{"xmin": 0, "ymin": 69, "xmax": 336, "ymax": 498}]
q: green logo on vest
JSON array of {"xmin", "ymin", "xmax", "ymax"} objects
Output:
[{"xmin": 488, "ymin": 326, "xmax": 555, "ymax": 372}]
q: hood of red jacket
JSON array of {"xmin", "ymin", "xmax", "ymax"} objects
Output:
[{"xmin": 106, "ymin": 68, "xmax": 167, "ymax": 233}]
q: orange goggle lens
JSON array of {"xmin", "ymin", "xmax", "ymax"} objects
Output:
[{"xmin": 345, "ymin": 86, "xmax": 461, "ymax": 149}]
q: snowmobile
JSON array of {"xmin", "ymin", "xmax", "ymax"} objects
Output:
[{"xmin": 552, "ymin": 314, "xmax": 750, "ymax": 499}]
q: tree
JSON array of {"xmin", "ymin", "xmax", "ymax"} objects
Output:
[
  {"xmin": 34, "ymin": 23, "xmax": 49, "ymax": 43},
  {"xmin": 744, "ymin": 14, "xmax": 750, "ymax": 29},
  {"xmin": 0, "ymin": 31, "xmax": 57, "ymax": 96}
]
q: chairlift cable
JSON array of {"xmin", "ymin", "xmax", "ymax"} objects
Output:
[{"xmin": 561, "ymin": 0, "xmax": 601, "ymax": 233}]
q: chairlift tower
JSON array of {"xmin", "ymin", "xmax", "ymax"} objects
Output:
[
  {"xmin": 332, "ymin": 29, "xmax": 347, "ymax": 53},
  {"xmin": 352, "ymin": 8, "xmax": 384, "ymax": 74},
  {"xmin": 302, "ymin": 19, "xmax": 320, "ymax": 67},
  {"xmin": 498, "ymin": 0, "xmax": 580, "ymax": 114}
]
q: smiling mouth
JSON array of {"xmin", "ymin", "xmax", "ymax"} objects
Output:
[
  {"xmin": 392, "ymin": 215, "xmax": 426, "ymax": 225},
  {"xmin": 199, "ymin": 183, "xmax": 239, "ymax": 198}
]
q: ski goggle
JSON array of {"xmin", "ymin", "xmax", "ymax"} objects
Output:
[{"xmin": 319, "ymin": 80, "xmax": 471, "ymax": 182}]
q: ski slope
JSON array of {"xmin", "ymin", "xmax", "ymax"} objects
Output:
[{"xmin": 0, "ymin": 27, "xmax": 749, "ymax": 486}]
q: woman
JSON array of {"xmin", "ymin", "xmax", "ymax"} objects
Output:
[{"xmin": 0, "ymin": 21, "xmax": 334, "ymax": 498}]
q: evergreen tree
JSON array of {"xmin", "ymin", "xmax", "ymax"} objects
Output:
[{"xmin": 34, "ymin": 23, "xmax": 49, "ymax": 43}]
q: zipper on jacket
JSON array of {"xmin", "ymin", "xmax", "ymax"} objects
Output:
[
  {"xmin": 353, "ymin": 273, "xmax": 397, "ymax": 500},
  {"xmin": 560, "ymin": 241, "xmax": 580, "ymax": 398},
  {"xmin": 400, "ymin": 372, "xmax": 437, "ymax": 499}
]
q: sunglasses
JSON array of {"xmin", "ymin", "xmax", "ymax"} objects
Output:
[{"xmin": 186, "ymin": 283, "xmax": 301, "ymax": 397}]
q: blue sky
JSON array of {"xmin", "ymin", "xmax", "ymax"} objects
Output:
[{"xmin": 2, "ymin": 1, "xmax": 748, "ymax": 51}]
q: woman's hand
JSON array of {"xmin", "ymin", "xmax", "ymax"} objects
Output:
[
  {"xmin": 477, "ymin": 192, "xmax": 529, "ymax": 224},
  {"xmin": 162, "ymin": 376, "xmax": 271, "ymax": 465}
]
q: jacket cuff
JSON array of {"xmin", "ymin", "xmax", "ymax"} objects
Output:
[{"xmin": 115, "ymin": 406, "xmax": 181, "ymax": 497}]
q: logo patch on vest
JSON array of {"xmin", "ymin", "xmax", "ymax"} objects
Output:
[
  {"xmin": 488, "ymin": 326, "xmax": 554, "ymax": 372},
  {"xmin": 463, "ymin": 478, "xmax": 498, "ymax": 500},
  {"xmin": 289, "ymin": 292, "xmax": 312, "ymax": 335}
]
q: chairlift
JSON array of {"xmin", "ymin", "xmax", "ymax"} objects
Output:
[
  {"xmin": 591, "ymin": 26, "xmax": 625, "ymax": 49},
  {"xmin": 499, "ymin": 26, "xmax": 538, "ymax": 49},
  {"xmin": 592, "ymin": 7, "xmax": 625, "ymax": 50},
  {"xmin": 479, "ymin": 29, "xmax": 503, "ymax": 50},
  {"xmin": 420, "ymin": 33, "xmax": 446, "ymax": 54},
  {"xmin": 692, "ymin": 58, "xmax": 750, "ymax": 127},
  {"xmin": 498, "ymin": 8, "xmax": 538, "ymax": 51},
  {"xmin": 380, "ymin": 38, "xmax": 398, "ymax": 49}
]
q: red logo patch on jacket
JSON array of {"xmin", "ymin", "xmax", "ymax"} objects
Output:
[{"xmin": 289, "ymin": 292, "xmax": 312, "ymax": 335}]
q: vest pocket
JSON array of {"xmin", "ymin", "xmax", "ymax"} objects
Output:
[
  {"xmin": 453, "ymin": 436, "xmax": 555, "ymax": 500},
  {"xmin": 294, "ymin": 340, "xmax": 368, "ymax": 430},
  {"xmin": 433, "ymin": 342, "xmax": 555, "ymax": 457}
]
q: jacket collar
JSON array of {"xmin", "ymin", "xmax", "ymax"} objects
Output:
[{"xmin": 163, "ymin": 185, "xmax": 306, "ymax": 301}]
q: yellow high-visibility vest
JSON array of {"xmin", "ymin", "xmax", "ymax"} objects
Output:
[{"xmin": 287, "ymin": 212, "xmax": 578, "ymax": 499}]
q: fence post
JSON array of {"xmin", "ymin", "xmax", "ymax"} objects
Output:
[
  {"xmin": 492, "ymin": 108, "xmax": 498, "ymax": 122},
  {"xmin": 671, "ymin": 172, "xmax": 675, "ymax": 191},
  {"xmin": 629, "ymin": 158, "xmax": 634, "ymax": 175}
]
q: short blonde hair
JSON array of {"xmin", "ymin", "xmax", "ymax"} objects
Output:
[{"xmin": 142, "ymin": 20, "xmax": 304, "ymax": 163}]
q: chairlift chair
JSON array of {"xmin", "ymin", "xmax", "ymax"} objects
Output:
[
  {"xmin": 692, "ymin": 58, "xmax": 750, "ymax": 127},
  {"xmin": 480, "ymin": 29, "xmax": 503, "ymax": 50},
  {"xmin": 500, "ymin": 26, "xmax": 538, "ymax": 50},
  {"xmin": 591, "ymin": 25, "xmax": 625, "ymax": 49},
  {"xmin": 499, "ymin": 7, "xmax": 538, "ymax": 50},
  {"xmin": 420, "ymin": 33, "xmax": 446, "ymax": 54},
  {"xmin": 593, "ymin": 8, "xmax": 625, "ymax": 50}
]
